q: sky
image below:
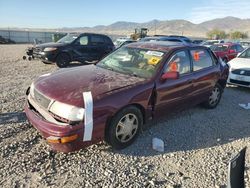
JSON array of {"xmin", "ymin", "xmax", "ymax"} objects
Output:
[{"xmin": 0, "ymin": 0, "xmax": 250, "ymax": 28}]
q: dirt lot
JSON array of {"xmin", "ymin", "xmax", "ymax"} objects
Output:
[{"xmin": 0, "ymin": 44, "xmax": 250, "ymax": 188}]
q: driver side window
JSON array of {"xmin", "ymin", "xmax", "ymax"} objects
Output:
[{"xmin": 165, "ymin": 51, "xmax": 191, "ymax": 75}]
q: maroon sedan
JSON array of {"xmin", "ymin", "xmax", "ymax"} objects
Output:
[
  {"xmin": 25, "ymin": 42, "xmax": 229, "ymax": 152},
  {"xmin": 211, "ymin": 43, "xmax": 244, "ymax": 63}
]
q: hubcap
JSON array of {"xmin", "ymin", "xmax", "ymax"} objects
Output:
[
  {"xmin": 115, "ymin": 113, "xmax": 138, "ymax": 143},
  {"xmin": 209, "ymin": 87, "xmax": 220, "ymax": 106}
]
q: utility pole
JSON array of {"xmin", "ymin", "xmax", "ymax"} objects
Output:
[
  {"xmin": 8, "ymin": 27, "xmax": 10, "ymax": 40},
  {"xmin": 154, "ymin": 20, "xmax": 156, "ymax": 35}
]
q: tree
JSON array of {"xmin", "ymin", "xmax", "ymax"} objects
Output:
[
  {"xmin": 207, "ymin": 29, "xmax": 227, "ymax": 39},
  {"xmin": 229, "ymin": 31, "xmax": 248, "ymax": 39}
]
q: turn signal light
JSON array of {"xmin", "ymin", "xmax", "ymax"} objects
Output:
[{"xmin": 47, "ymin": 134, "xmax": 78, "ymax": 144}]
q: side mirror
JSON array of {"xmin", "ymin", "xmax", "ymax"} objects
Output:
[
  {"xmin": 229, "ymin": 49, "xmax": 236, "ymax": 54},
  {"xmin": 161, "ymin": 71, "xmax": 179, "ymax": 81}
]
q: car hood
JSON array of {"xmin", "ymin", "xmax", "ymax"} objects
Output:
[
  {"xmin": 228, "ymin": 58, "xmax": 250, "ymax": 69},
  {"xmin": 34, "ymin": 65, "xmax": 146, "ymax": 107},
  {"xmin": 35, "ymin": 42, "xmax": 66, "ymax": 48}
]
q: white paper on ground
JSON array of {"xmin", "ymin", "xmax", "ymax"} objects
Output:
[
  {"xmin": 83, "ymin": 92, "xmax": 93, "ymax": 141},
  {"xmin": 152, "ymin": 138, "xmax": 164, "ymax": 152},
  {"xmin": 239, "ymin": 103, "xmax": 250, "ymax": 110}
]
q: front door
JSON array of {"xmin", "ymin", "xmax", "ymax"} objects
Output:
[
  {"xmin": 89, "ymin": 35, "xmax": 106, "ymax": 61},
  {"xmin": 154, "ymin": 50, "xmax": 193, "ymax": 117}
]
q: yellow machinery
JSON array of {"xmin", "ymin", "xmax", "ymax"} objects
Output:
[{"xmin": 130, "ymin": 28, "xmax": 148, "ymax": 40}]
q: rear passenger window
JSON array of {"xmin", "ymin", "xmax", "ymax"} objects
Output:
[
  {"xmin": 91, "ymin": 36, "xmax": 105, "ymax": 45},
  {"xmin": 191, "ymin": 49, "xmax": 214, "ymax": 71}
]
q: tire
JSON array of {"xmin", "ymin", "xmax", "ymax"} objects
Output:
[
  {"xmin": 56, "ymin": 53, "xmax": 71, "ymax": 68},
  {"xmin": 202, "ymin": 84, "xmax": 222, "ymax": 109},
  {"xmin": 106, "ymin": 106, "xmax": 143, "ymax": 150}
]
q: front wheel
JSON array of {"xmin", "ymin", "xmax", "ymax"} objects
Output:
[
  {"xmin": 106, "ymin": 106, "xmax": 143, "ymax": 150},
  {"xmin": 56, "ymin": 53, "xmax": 71, "ymax": 68},
  {"xmin": 202, "ymin": 84, "xmax": 222, "ymax": 109}
]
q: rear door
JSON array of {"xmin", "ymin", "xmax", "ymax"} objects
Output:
[
  {"xmin": 189, "ymin": 48, "xmax": 220, "ymax": 104},
  {"xmin": 154, "ymin": 50, "xmax": 193, "ymax": 117},
  {"xmin": 89, "ymin": 35, "xmax": 106, "ymax": 60}
]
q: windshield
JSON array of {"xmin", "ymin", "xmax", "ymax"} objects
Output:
[
  {"xmin": 238, "ymin": 48, "xmax": 250, "ymax": 59},
  {"xmin": 97, "ymin": 47, "xmax": 165, "ymax": 78},
  {"xmin": 57, "ymin": 34, "xmax": 79, "ymax": 44},
  {"xmin": 211, "ymin": 45, "xmax": 228, "ymax": 52}
]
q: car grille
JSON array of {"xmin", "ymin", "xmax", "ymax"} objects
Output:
[
  {"xmin": 33, "ymin": 89, "xmax": 51, "ymax": 109},
  {"xmin": 231, "ymin": 69, "xmax": 250, "ymax": 76},
  {"xmin": 230, "ymin": 79, "xmax": 250, "ymax": 86}
]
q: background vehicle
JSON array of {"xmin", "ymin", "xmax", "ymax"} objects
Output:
[
  {"xmin": 140, "ymin": 35, "xmax": 192, "ymax": 45},
  {"xmin": 227, "ymin": 47, "xmax": 250, "ymax": 87},
  {"xmin": 211, "ymin": 43, "xmax": 244, "ymax": 63},
  {"xmin": 239, "ymin": 41, "xmax": 250, "ymax": 49},
  {"xmin": 25, "ymin": 41, "xmax": 229, "ymax": 152},
  {"xmin": 157, "ymin": 36, "xmax": 192, "ymax": 45},
  {"xmin": 114, "ymin": 37, "xmax": 136, "ymax": 48},
  {"xmin": 202, "ymin": 40, "xmax": 224, "ymax": 48},
  {"xmin": 130, "ymin": 28, "xmax": 148, "ymax": 40},
  {"xmin": 32, "ymin": 33, "xmax": 114, "ymax": 68},
  {"xmin": 192, "ymin": 39, "xmax": 204, "ymax": 44}
]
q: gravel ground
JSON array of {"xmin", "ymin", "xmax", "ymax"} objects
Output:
[{"xmin": 0, "ymin": 44, "xmax": 250, "ymax": 188}]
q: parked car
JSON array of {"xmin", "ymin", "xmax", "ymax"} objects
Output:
[
  {"xmin": 227, "ymin": 47, "xmax": 250, "ymax": 88},
  {"xmin": 211, "ymin": 43, "xmax": 244, "ymax": 63},
  {"xmin": 24, "ymin": 41, "xmax": 229, "ymax": 152},
  {"xmin": 192, "ymin": 39, "xmax": 204, "ymax": 44},
  {"xmin": 239, "ymin": 41, "xmax": 250, "ymax": 49},
  {"xmin": 114, "ymin": 38, "xmax": 136, "ymax": 48},
  {"xmin": 32, "ymin": 33, "xmax": 115, "ymax": 67},
  {"xmin": 0, "ymin": 35, "xmax": 15, "ymax": 44},
  {"xmin": 202, "ymin": 40, "xmax": 224, "ymax": 48},
  {"xmin": 141, "ymin": 35, "xmax": 192, "ymax": 45},
  {"xmin": 139, "ymin": 36, "xmax": 160, "ymax": 42}
]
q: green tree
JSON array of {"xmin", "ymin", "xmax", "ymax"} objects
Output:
[
  {"xmin": 206, "ymin": 29, "xmax": 227, "ymax": 39},
  {"xmin": 229, "ymin": 31, "xmax": 248, "ymax": 39}
]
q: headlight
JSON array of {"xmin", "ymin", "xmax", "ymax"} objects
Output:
[
  {"xmin": 44, "ymin": 47, "xmax": 57, "ymax": 52},
  {"xmin": 49, "ymin": 101, "xmax": 85, "ymax": 122}
]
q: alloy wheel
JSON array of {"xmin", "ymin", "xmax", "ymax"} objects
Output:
[{"xmin": 115, "ymin": 113, "xmax": 139, "ymax": 143}]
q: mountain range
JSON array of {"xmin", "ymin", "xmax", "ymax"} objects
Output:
[
  {"xmin": 2, "ymin": 17, "xmax": 250, "ymax": 38},
  {"xmin": 59, "ymin": 16, "xmax": 250, "ymax": 38}
]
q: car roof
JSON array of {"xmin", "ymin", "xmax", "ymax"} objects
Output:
[
  {"xmin": 126, "ymin": 41, "xmax": 201, "ymax": 52},
  {"xmin": 213, "ymin": 42, "xmax": 237, "ymax": 46}
]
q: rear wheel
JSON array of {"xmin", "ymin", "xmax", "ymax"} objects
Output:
[
  {"xmin": 106, "ymin": 106, "xmax": 143, "ymax": 149},
  {"xmin": 56, "ymin": 53, "xmax": 71, "ymax": 68},
  {"xmin": 203, "ymin": 84, "xmax": 222, "ymax": 109}
]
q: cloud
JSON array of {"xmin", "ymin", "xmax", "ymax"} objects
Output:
[{"xmin": 189, "ymin": 0, "xmax": 250, "ymax": 23}]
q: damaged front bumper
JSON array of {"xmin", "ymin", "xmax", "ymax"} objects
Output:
[{"xmin": 24, "ymin": 94, "xmax": 106, "ymax": 153}]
